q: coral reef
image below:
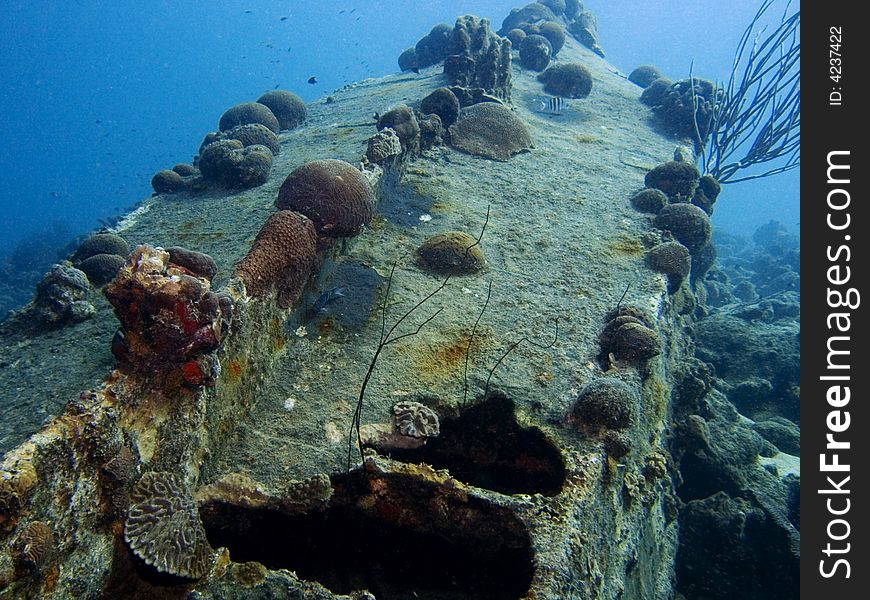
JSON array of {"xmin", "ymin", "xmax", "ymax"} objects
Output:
[
  {"xmin": 652, "ymin": 78, "xmax": 722, "ymax": 142},
  {"xmin": 376, "ymin": 104, "xmax": 420, "ymax": 150},
  {"xmin": 202, "ymin": 123, "xmax": 280, "ymax": 156},
  {"xmin": 218, "ymin": 102, "xmax": 280, "ymax": 134},
  {"xmin": 654, "ymin": 203, "xmax": 712, "ymax": 254},
  {"xmin": 151, "ymin": 169, "xmax": 187, "ymax": 194},
  {"xmin": 420, "ymin": 87, "xmax": 461, "ymax": 128},
  {"xmin": 365, "ymin": 128, "xmax": 402, "ymax": 164},
  {"xmin": 519, "ymin": 34, "xmax": 553, "ymax": 71},
  {"xmin": 644, "ymin": 160, "xmax": 700, "ymax": 201},
  {"xmin": 275, "ymin": 159, "xmax": 374, "ymax": 237},
  {"xmin": 442, "ymin": 16, "xmax": 513, "ymax": 101},
  {"xmin": 360, "ymin": 401, "xmax": 441, "ymax": 451},
  {"xmin": 640, "ymin": 77, "xmax": 673, "ymax": 106},
  {"xmin": 173, "ymin": 163, "xmax": 197, "ymax": 176},
  {"xmin": 233, "ymin": 211, "xmax": 318, "ymax": 308},
  {"xmin": 256, "ymin": 90, "xmax": 306, "ymax": 130},
  {"xmin": 124, "ymin": 471, "xmax": 212, "ymax": 579},
  {"xmin": 104, "ymin": 244, "xmax": 228, "ymax": 387},
  {"xmin": 448, "ymin": 102, "xmax": 533, "ymax": 161},
  {"xmin": 568, "ymin": 377, "xmax": 637, "ymax": 431},
  {"xmin": 72, "ymin": 233, "xmax": 129, "ymax": 263},
  {"xmin": 499, "ymin": 3, "xmax": 558, "ymax": 35},
  {"xmin": 505, "ymin": 28, "xmax": 526, "ymax": 46},
  {"xmin": 79, "ymin": 253, "xmax": 127, "ymax": 287},
  {"xmin": 537, "ymin": 63, "xmax": 593, "ymax": 98},
  {"xmin": 628, "ymin": 65, "xmax": 662, "ymax": 88},
  {"xmin": 646, "ymin": 241, "xmax": 691, "ymax": 281},
  {"xmin": 198, "ymin": 140, "xmax": 273, "ymax": 189},
  {"xmin": 30, "ymin": 264, "xmax": 94, "ymax": 326},
  {"xmin": 629, "ymin": 188, "xmax": 668, "ymax": 214},
  {"xmin": 415, "ymin": 231, "xmax": 486, "ymax": 275},
  {"xmin": 166, "ymin": 246, "xmax": 219, "ymax": 281},
  {"xmin": 414, "ymin": 23, "xmax": 453, "ymax": 68}
]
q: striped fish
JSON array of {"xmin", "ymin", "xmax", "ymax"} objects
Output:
[{"xmin": 538, "ymin": 96, "xmax": 569, "ymax": 114}]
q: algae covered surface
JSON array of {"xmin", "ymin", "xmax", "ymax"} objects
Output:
[{"xmin": 2, "ymin": 34, "xmax": 693, "ymax": 600}]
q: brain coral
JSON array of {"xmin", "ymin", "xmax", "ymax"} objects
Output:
[
  {"xmin": 519, "ymin": 34, "xmax": 553, "ymax": 71},
  {"xmin": 537, "ymin": 63, "xmax": 593, "ymax": 98},
  {"xmin": 505, "ymin": 28, "xmax": 527, "ymax": 46},
  {"xmin": 14, "ymin": 521, "xmax": 54, "ymax": 573},
  {"xmin": 630, "ymin": 188, "xmax": 668, "ymax": 214},
  {"xmin": 275, "ymin": 159, "xmax": 374, "ymax": 237},
  {"xmin": 125, "ymin": 472, "xmax": 212, "ymax": 579},
  {"xmin": 628, "ymin": 65, "xmax": 662, "ymax": 88},
  {"xmin": 233, "ymin": 211, "xmax": 317, "ymax": 308},
  {"xmin": 72, "ymin": 233, "xmax": 129, "ymax": 263},
  {"xmin": 256, "ymin": 90, "xmax": 306, "ymax": 130},
  {"xmin": 646, "ymin": 241, "xmax": 691, "ymax": 279},
  {"xmin": 218, "ymin": 102, "xmax": 280, "ymax": 134},
  {"xmin": 416, "ymin": 231, "xmax": 486, "ymax": 275},
  {"xmin": 225, "ymin": 123, "xmax": 280, "ymax": 155},
  {"xmin": 499, "ymin": 3, "xmax": 558, "ymax": 35},
  {"xmin": 569, "ymin": 378, "xmax": 637, "ymax": 430},
  {"xmin": 393, "ymin": 401, "xmax": 441, "ymax": 439},
  {"xmin": 151, "ymin": 169, "xmax": 187, "ymax": 194},
  {"xmin": 654, "ymin": 203, "xmax": 712, "ymax": 254},
  {"xmin": 199, "ymin": 140, "xmax": 273, "ymax": 189},
  {"xmin": 366, "ymin": 128, "xmax": 402, "ymax": 164},
  {"xmin": 645, "ymin": 160, "xmax": 700, "ymax": 200},
  {"xmin": 448, "ymin": 102, "xmax": 533, "ymax": 161},
  {"xmin": 420, "ymin": 87, "xmax": 461, "ymax": 128},
  {"xmin": 79, "ymin": 253, "xmax": 127, "ymax": 287},
  {"xmin": 377, "ymin": 104, "xmax": 420, "ymax": 150},
  {"xmin": 639, "ymin": 77, "xmax": 673, "ymax": 106},
  {"xmin": 598, "ymin": 307, "xmax": 661, "ymax": 366}
]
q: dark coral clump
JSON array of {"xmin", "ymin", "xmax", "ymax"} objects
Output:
[
  {"xmin": 398, "ymin": 47, "xmax": 418, "ymax": 72},
  {"xmin": 225, "ymin": 123, "xmax": 280, "ymax": 155},
  {"xmin": 519, "ymin": 34, "xmax": 552, "ymax": 71},
  {"xmin": 415, "ymin": 23, "xmax": 453, "ymax": 68},
  {"xmin": 418, "ymin": 113, "xmax": 444, "ymax": 150},
  {"xmin": 30, "ymin": 264, "xmax": 94, "ymax": 326},
  {"xmin": 233, "ymin": 211, "xmax": 317, "ymax": 308},
  {"xmin": 569, "ymin": 378, "xmax": 637, "ymax": 431},
  {"xmin": 630, "ymin": 188, "xmax": 668, "ymax": 214},
  {"xmin": 505, "ymin": 28, "xmax": 526, "ymax": 47},
  {"xmin": 448, "ymin": 102, "xmax": 533, "ymax": 161},
  {"xmin": 151, "ymin": 169, "xmax": 187, "ymax": 194},
  {"xmin": 416, "ymin": 231, "xmax": 486, "ymax": 276},
  {"xmin": 537, "ymin": 63, "xmax": 593, "ymax": 98},
  {"xmin": 691, "ymin": 174, "xmax": 722, "ymax": 215},
  {"xmin": 198, "ymin": 140, "xmax": 273, "ymax": 189},
  {"xmin": 72, "ymin": 233, "xmax": 129, "ymax": 264},
  {"xmin": 628, "ymin": 65, "xmax": 662, "ymax": 88},
  {"xmin": 104, "ymin": 245, "xmax": 229, "ymax": 387},
  {"xmin": 538, "ymin": 21, "xmax": 566, "ymax": 56},
  {"xmin": 173, "ymin": 163, "xmax": 197, "ymax": 176},
  {"xmin": 645, "ymin": 161, "xmax": 700, "ymax": 201},
  {"xmin": 653, "ymin": 78, "xmax": 722, "ymax": 142},
  {"xmin": 218, "ymin": 102, "xmax": 280, "ymax": 134},
  {"xmin": 443, "ymin": 16, "xmax": 512, "ymax": 101},
  {"xmin": 646, "ymin": 241, "xmax": 691, "ymax": 279},
  {"xmin": 599, "ymin": 307, "xmax": 661, "ymax": 366},
  {"xmin": 13, "ymin": 521, "xmax": 54, "ymax": 575},
  {"xmin": 275, "ymin": 159, "xmax": 374, "ymax": 237},
  {"xmin": 256, "ymin": 90, "xmax": 306, "ymax": 130},
  {"xmin": 166, "ymin": 246, "xmax": 218, "ymax": 281},
  {"xmin": 640, "ymin": 77, "xmax": 673, "ymax": 106},
  {"xmin": 420, "ymin": 87, "xmax": 461, "ymax": 128},
  {"xmin": 125, "ymin": 472, "xmax": 212, "ymax": 579},
  {"xmin": 377, "ymin": 105, "xmax": 420, "ymax": 150},
  {"xmin": 499, "ymin": 3, "xmax": 558, "ymax": 35},
  {"xmin": 79, "ymin": 253, "xmax": 127, "ymax": 287},
  {"xmin": 655, "ymin": 203, "xmax": 713, "ymax": 254}
]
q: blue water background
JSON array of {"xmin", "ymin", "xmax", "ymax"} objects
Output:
[{"xmin": 0, "ymin": 0, "xmax": 798, "ymax": 270}]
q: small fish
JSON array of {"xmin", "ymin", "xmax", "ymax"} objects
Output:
[
  {"xmin": 539, "ymin": 96, "xmax": 568, "ymax": 114},
  {"xmin": 280, "ymin": 16, "xmax": 288, "ymax": 21},
  {"xmin": 410, "ymin": 67, "xmax": 420, "ymax": 74},
  {"xmin": 307, "ymin": 76, "xmax": 318, "ymax": 84},
  {"xmin": 311, "ymin": 287, "xmax": 347, "ymax": 315}
]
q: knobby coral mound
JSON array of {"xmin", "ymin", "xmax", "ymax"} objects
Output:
[
  {"xmin": 256, "ymin": 90, "xmax": 306, "ymax": 130},
  {"xmin": 654, "ymin": 203, "xmax": 712, "ymax": 254},
  {"xmin": 415, "ymin": 23, "xmax": 453, "ymax": 68},
  {"xmin": 537, "ymin": 63, "xmax": 593, "ymax": 98},
  {"xmin": 443, "ymin": 15, "xmax": 513, "ymax": 101},
  {"xmin": 124, "ymin": 472, "xmax": 212, "ymax": 579},
  {"xmin": 628, "ymin": 65, "xmax": 662, "ymax": 88},
  {"xmin": 692, "ymin": 174, "xmax": 722, "ymax": 215},
  {"xmin": 630, "ymin": 188, "xmax": 668, "ymax": 214},
  {"xmin": 233, "ymin": 211, "xmax": 318, "ymax": 308},
  {"xmin": 653, "ymin": 78, "xmax": 722, "ymax": 142},
  {"xmin": 505, "ymin": 28, "xmax": 526, "ymax": 46},
  {"xmin": 398, "ymin": 47, "xmax": 418, "ymax": 72},
  {"xmin": 448, "ymin": 102, "xmax": 533, "ymax": 161},
  {"xmin": 420, "ymin": 87, "xmax": 461, "ymax": 128},
  {"xmin": 361, "ymin": 401, "xmax": 441, "ymax": 451},
  {"xmin": 79, "ymin": 253, "xmax": 127, "ymax": 287},
  {"xmin": 538, "ymin": 21, "xmax": 566, "ymax": 56},
  {"xmin": 218, "ymin": 102, "xmax": 280, "ymax": 134},
  {"xmin": 646, "ymin": 241, "xmax": 691, "ymax": 279},
  {"xmin": 645, "ymin": 161, "xmax": 700, "ymax": 201},
  {"xmin": 198, "ymin": 140, "xmax": 273, "ymax": 189},
  {"xmin": 416, "ymin": 231, "xmax": 486, "ymax": 275},
  {"xmin": 418, "ymin": 113, "xmax": 444, "ymax": 150},
  {"xmin": 173, "ymin": 163, "xmax": 197, "ymax": 176},
  {"xmin": 365, "ymin": 128, "xmax": 402, "ymax": 164},
  {"xmin": 377, "ymin": 105, "xmax": 420, "ymax": 150},
  {"xmin": 518, "ymin": 34, "xmax": 552, "ymax": 71},
  {"xmin": 105, "ymin": 244, "xmax": 229, "ymax": 387},
  {"xmin": 30, "ymin": 264, "xmax": 94, "ymax": 326},
  {"xmin": 599, "ymin": 307, "xmax": 661, "ymax": 366},
  {"xmin": 224, "ymin": 123, "xmax": 281, "ymax": 156},
  {"xmin": 151, "ymin": 169, "xmax": 187, "ymax": 194},
  {"xmin": 568, "ymin": 377, "xmax": 637, "ymax": 431},
  {"xmin": 275, "ymin": 159, "xmax": 374, "ymax": 237},
  {"xmin": 72, "ymin": 233, "xmax": 129, "ymax": 263},
  {"xmin": 498, "ymin": 3, "xmax": 558, "ymax": 36}
]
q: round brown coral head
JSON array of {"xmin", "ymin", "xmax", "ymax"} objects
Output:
[
  {"xmin": 275, "ymin": 159, "xmax": 374, "ymax": 237},
  {"xmin": 416, "ymin": 231, "xmax": 486, "ymax": 275}
]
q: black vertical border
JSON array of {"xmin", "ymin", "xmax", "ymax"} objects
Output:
[{"xmin": 802, "ymin": 2, "xmax": 868, "ymax": 597}]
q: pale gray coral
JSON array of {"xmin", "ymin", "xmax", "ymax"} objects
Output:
[
  {"xmin": 365, "ymin": 128, "xmax": 402, "ymax": 164},
  {"xmin": 360, "ymin": 401, "xmax": 441, "ymax": 451},
  {"xmin": 124, "ymin": 472, "xmax": 212, "ymax": 579},
  {"xmin": 448, "ymin": 102, "xmax": 533, "ymax": 161},
  {"xmin": 31, "ymin": 264, "xmax": 94, "ymax": 326}
]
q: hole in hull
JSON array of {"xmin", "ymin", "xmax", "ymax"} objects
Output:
[{"xmin": 200, "ymin": 470, "xmax": 534, "ymax": 600}]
